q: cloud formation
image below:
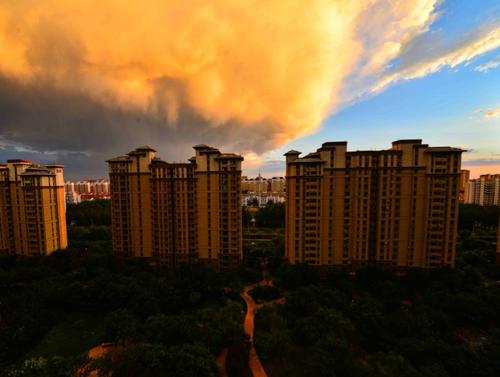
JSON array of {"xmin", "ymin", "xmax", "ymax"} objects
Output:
[
  {"xmin": 475, "ymin": 55, "xmax": 500, "ymax": 73},
  {"xmin": 0, "ymin": 0, "xmax": 498, "ymax": 177},
  {"xmin": 475, "ymin": 108, "xmax": 500, "ymax": 119},
  {"xmin": 370, "ymin": 25, "xmax": 500, "ymax": 93}
]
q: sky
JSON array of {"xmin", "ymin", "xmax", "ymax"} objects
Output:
[{"xmin": 0, "ymin": 0, "xmax": 499, "ymax": 180}]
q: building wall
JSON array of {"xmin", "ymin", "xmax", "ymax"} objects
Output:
[
  {"xmin": 150, "ymin": 162, "xmax": 197, "ymax": 269},
  {"xmin": 497, "ymin": 219, "xmax": 500, "ymax": 265},
  {"xmin": 0, "ymin": 161, "xmax": 67, "ymax": 256},
  {"xmin": 459, "ymin": 169, "xmax": 470, "ymax": 202},
  {"xmin": 465, "ymin": 174, "xmax": 500, "ymax": 206},
  {"xmin": 108, "ymin": 145, "xmax": 243, "ymax": 269},
  {"xmin": 242, "ymin": 176, "xmax": 285, "ymax": 195},
  {"xmin": 285, "ymin": 140, "xmax": 462, "ymax": 269}
]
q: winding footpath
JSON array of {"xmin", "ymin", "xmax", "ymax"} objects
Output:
[
  {"xmin": 241, "ymin": 284, "xmax": 268, "ymax": 377},
  {"xmin": 215, "ymin": 347, "xmax": 229, "ymax": 377}
]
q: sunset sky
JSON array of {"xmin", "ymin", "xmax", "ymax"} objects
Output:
[{"xmin": 0, "ymin": 0, "xmax": 498, "ymax": 179}]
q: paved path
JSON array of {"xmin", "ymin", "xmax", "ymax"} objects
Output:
[
  {"xmin": 81, "ymin": 343, "xmax": 116, "ymax": 376},
  {"xmin": 241, "ymin": 285, "xmax": 268, "ymax": 377},
  {"xmin": 215, "ymin": 347, "xmax": 229, "ymax": 377}
]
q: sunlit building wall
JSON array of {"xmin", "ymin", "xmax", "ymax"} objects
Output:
[
  {"xmin": 285, "ymin": 139, "xmax": 463, "ymax": 269},
  {"xmin": 459, "ymin": 169, "xmax": 470, "ymax": 203},
  {"xmin": 465, "ymin": 174, "xmax": 500, "ymax": 206},
  {"xmin": 108, "ymin": 145, "xmax": 243, "ymax": 269},
  {"xmin": 0, "ymin": 160, "xmax": 67, "ymax": 256}
]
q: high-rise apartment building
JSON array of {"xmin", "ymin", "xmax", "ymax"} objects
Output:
[
  {"xmin": 285, "ymin": 139, "xmax": 463, "ymax": 269},
  {"xmin": 107, "ymin": 145, "xmax": 243, "ymax": 269},
  {"xmin": 0, "ymin": 160, "xmax": 67, "ymax": 256},
  {"xmin": 459, "ymin": 169, "xmax": 470, "ymax": 203},
  {"xmin": 497, "ymin": 218, "xmax": 500, "ymax": 265},
  {"xmin": 465, "ymin": 174, "xmax": 500, "ymax": 206}
]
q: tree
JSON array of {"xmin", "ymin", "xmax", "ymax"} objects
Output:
[
  {"xmin": 66, "ymin": 200, "xmax": 111, "ymax": 226},
  {"xmin": 103, "ymin": 309, "xmax": 138, "ymax": 342},
  {"xmin": 5, "ymin": 356, "xmax": 81, "ymax": 377},
  {"xmin": 368, "ymin": 352, "xmax": 419, "ymax": 377},
  {"xmin": 93, "ymin": 343, "xmax": 218, "ymax": 377},
  {"xmin": 255, "ymin": 202, "xmax": 285, "ymax": 228},
  {"xmin": 142, "ymin": 314, "xmax": 199, "ymax": 346}
]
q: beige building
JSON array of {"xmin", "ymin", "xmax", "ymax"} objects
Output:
[
  {"xmin": 242, "ymin": 175, "xmax": 286, "ymax": 207},
  {"xmin": 459, "ymin": 169, "xmax": 470, "ymax": 202},
  {"xmin": 497, "ymin": 219, "xmax": 500, "ymax": 265},
  {"xmin": 0, "ymin": 160, "xmax": 67, "ymax": 256},
  {"xmin": 242, "ymin": 175, "xmax": 286, "ymax": 195},
  {"xmin": 465, "ymin": 174, "xmax": 500, "ymax": 206},
  {"xmin": 107, "ymin": 145, "xmax": 243, "ymax": 269},
  {"xmin": 285, "ymin": 139, "xmax": 463, "ymax": 269}
]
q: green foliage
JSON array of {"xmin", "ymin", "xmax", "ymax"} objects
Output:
[
  {"xmin": 92, "ymin": 343, "xmax": 218, "ymax": 377},
  {"xmin": 142, "ymin": 314, "xmax": 198, "ymax": 346},
  {"xmin": 254, "ymin": 226, "xmax": 500, "ymax": 377},
  {"xmin": 458, "ymin": 204, "xmax": 499, "ymax": 230},
  {"xmin": 248, "ymin": 285, "xmax": 281, "ymax": 302},
  {"xmin": 4, "ymin": 356, "xmax": 83, "ymax": 377},
  {"xmin": 254, "ymin": 306, "xmax": 290, "ymax": 361},
  {"xmin": 68, "ymin": 226, "xmax": 110, "ymax": 242},
  {"xmin": 4, "ymin": 202, "xmax": 500, "ymax": 376},
  {"xmin": 0, "ymin": 253, "xmax": 248, "ymax": 374},
  {"xmin": 293, "ymin": 308, "xmax": 352, "ymax": 346},
  {"xmin": 66, "ymin": 200, "xmax": 111, "ymax": 226},
  {"xmin": 273, "ymin": 262, "xmax": 320, "ymax": 289},
  {"xmin": 255, "ymin": 202, "xmax": 285, "ymax": 228},
  {"xmin": 195, "ymin": 301, "xmax": 247, "ymax": 352},
  {"xmin": 27, "ymin": 314, "xmax": 105, "ymax": 359},
  {"xmin": 104, "ymin": 309, "xmax": 138, "ymax": 342},
  {"xmin": 367, "ymin": 352, "xmax": 419, "ymax": 377}
]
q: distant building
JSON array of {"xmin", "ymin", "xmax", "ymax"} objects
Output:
[
  {"xmin": 0, "ymin": 160, "xmax": 67, "ymax": 256},
  {"xmin": 107, "ymin": 145, "xmax": 243, "ymax": 269},
  {"xmin": 285, "ymin": 139, "xmax": 463, "ymax": 269},
  {"xmin": 242, "ymin": 175, "xmax": 285, "ymax": 195},
  {"xmin": 242, "ymin": 175, "xmax": 285, "ymax": 207},
  {"xmin": 465, "ymin": 174, "xmax": 500, "ymax": 206},
  {"xmin": 242, "ymin": 194, "xmax": 285, "ymax": 207},
  {"xmin": 66, "ymin": 190, "xmax": 81, "ymax": 204},
  {"xmin": 65, "ymin": 179, "xmax": 110, "ymax": 202}
]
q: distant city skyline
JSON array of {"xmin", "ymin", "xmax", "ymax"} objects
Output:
[{"xmin": 0, "ymin": 0, "xmax": 498, "ymax": 180}]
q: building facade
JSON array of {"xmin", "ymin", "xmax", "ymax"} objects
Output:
[
  {"xmin": 0, "ymin": 160, "xmax": 67, "ymax": 256},
  {"xmin": 242, "ymin": 175, "xmax": 285, "ymax": 195},
  {"xmin": 65, "ymin": 179, "xmax": 110, "ymax": 202},
  {"xmin": 465, "ymin": 174, "xmax": 500, "ymax": 206},
  {"xmin": 497, "ymin": 218, "xmax": 500, "ymax": 265},
  {"xmin": 107, "ymin": 145, "xmax": 243, "ymax": 269},
  {"xmin": 459, "ymin": 169, "xmax": 470, "ymax": 203},
  {"xmin": 285, "ymin": 140, "xmax": 463, "ymax": 269},
  {"xmin": 242, "ymin": 175, "xmax": 286, "ymax": 207}
]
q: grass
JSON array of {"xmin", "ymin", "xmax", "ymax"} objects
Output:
[{"xmin": 27, "ymin": 313, "xmax": 106, "ymax": 358}]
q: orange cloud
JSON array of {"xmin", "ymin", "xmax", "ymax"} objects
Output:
[
  {"xmin": 484, "ymin": 109, "xmax": 500, "ymax": 118},
  {"xmin": 0, "ymin": 0, "xmax": 444, "ymax": 153},
  {"xmin": 475, "ymin": 108, "xmax": 500, "ymax": 119}
]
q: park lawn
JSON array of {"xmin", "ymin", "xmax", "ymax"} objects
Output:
[{"xmin": 27, "ymin": 313, "xmax": 106, "ymax": 358}]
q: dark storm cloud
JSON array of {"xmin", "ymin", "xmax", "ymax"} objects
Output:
[{"xmin": 0, "ymin": 75, "xmax": 275, "ymax": 179}]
